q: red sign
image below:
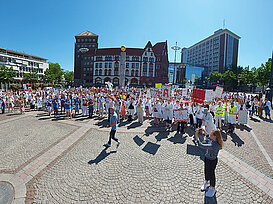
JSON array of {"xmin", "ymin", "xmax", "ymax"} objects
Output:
[{"xmin": 192, "ymin": 88, "xmax": 205, "ymax": 104}]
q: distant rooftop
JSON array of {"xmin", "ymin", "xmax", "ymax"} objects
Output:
[
  {"xmin": 185, "ymin": 28, "xmax": 240, "ymax": 50},
  {"xmin": 0, "ymin": 47, "xmax": 47, "ymax": 61},
  {"xmin": 76, "ymin": 31, "xmax": 98, "ymax": 37}
]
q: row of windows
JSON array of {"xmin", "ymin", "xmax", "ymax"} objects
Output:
[
  {"xmin": 83, "ymin": 62, "xmax": 93, "ymax": 65},
  {"xmin": 77, "ymin": 38, "xmax": 96, "ymax": 43},
  {"xmin": 0, "ymin": 56, "xmax": 41, "ymax": 68},
  {"xmin": 77, "ymin": 44, "xmax": 96, "ymax": 48},
  {"xmin": 83, "ymin": 67, "xmax": 93, "ymax": 71},
  {"xmin": 94, "ymin": 56, "xmax": 160, "ymax": 62},
  {"xmin": 84, "ymin": 56, "xmax": 94, "ymax": 60}
]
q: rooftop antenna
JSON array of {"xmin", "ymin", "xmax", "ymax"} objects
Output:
[{"xmin": 223, "ymin": 19, "xmax": 226, "ymax": 29}]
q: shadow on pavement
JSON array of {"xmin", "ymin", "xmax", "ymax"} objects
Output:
[
  {"xmin": 204, "ymin": 193, "xmax": 218, "ymax": 204},
  {"xmin": 95, "ymin": 119, "xmax": 109, "ymax": 128},
  {"xmin": 186, "ymin": 144, "xmax": 205, "ymax": 161},
  {"xmin": 142, "ymin": 142, "xmax": 160, "ymax": 155},
  {"xmin": 237, "ymin": 124, "xmax": 252, "ymax": 132},
  {"xmin": 261, "ymin": 117, "xmax": 273, "ymax": 123},
  {"xmin": 230, "ymin": 132, "xmax": 245, "ymax": 147},
  {"xmin": 127, "ymin": 122, "xmax": 142, "ymax": 129},
  {"xmin": 88, "ymin": 147, "xmax": 117, "ymax": 165},
  {"xmin": 155, "ymin": 131, "xmax": 170, "ymax": 142},
  {"xmin": 167, "ymin": 133, "xmax": 186, "ymax": 144},
  {"xmin": 133, "ymin": 135, "xmax": 145, "ymax": 146}
]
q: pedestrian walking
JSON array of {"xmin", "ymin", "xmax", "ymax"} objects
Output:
[{"xmin": 104, "ymin": 107, "xmax": 120, "ymax": 148}]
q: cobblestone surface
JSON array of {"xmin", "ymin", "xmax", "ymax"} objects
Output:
[
  {"xmin": 222, "ymin": 126, "xmax": 273, "ymax": 179},
  {"xmin": 27, "ymin": 129, "xmax": 273, "ymax": 203},
  {"xmin": 0, "ymin": 115, "xmax": 77, "ymax": 173}
]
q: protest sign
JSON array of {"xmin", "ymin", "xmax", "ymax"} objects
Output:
[
  {"xmin": 173, "ymin": 109, "xmax": 188, "ymax": 122},
  {"xmin": 238, "ymin": 110, "xmax": 248, "ymax": 124},
  {"xmin": 155, "ymin": 83, "xmax": 162, "ymax": 88},
  {"xmin": 205, "ymin": 89, "xmax": 214, "ymax": 102},
  {"xmin": 215, "ymin": 86, "xmax": 224, "ymax": 98},
  {"xmin": 23, "ymin": 84, "xmax": 27, "ymax": 90},
  {"xmin": 162, "ymin": 85, "xmax": 171, "ymax": 100},
  {"xmin": 192, "ymin": 88, "xmax": 205, "ymax": 103},
  {"xmin": 182, "ymin": 88, "xmax": 187, "ymax": 96}
]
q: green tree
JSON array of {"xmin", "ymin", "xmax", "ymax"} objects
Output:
[
  {"xmin": 0, "ymin": 65, "xmax": 16, "ymax": 84},
  {"xmin": 222, "ymin": 70, "xmax": 237, "ymax": 90},
  {"xmin": 44, "ymin": 63, "xmax": 64, "ymax": 83},
  {"xmin": 23, "ymin": 70, "xmax": 39, "ymax": 83},
  {"xmin": 255, "ymin": 58, "xmax": 271, "ymax": 91},
  {"xmin": 64, "ymin": 71, "xmax": 74, "ymax": 85},
  {"xmin": 208, "ymin": 72, "xmax": 223, "ymax": 83}
]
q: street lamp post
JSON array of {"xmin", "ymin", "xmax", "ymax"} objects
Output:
[
  {"xmin": 171, "ymin": 42, "xmax": 181, "ymax": 85},
  {"xmin": 266, "ymin": 51, "xmax": 273, "ymax": 102}
]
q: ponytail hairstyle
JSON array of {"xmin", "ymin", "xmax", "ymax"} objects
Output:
[{"xmin": 212, "ymin": 130, "xmax": 223, "ymax": 150}]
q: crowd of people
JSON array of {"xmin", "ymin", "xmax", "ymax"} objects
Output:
[{"xmin": 0, "ymin": 86, "xmax": 272, "ymax": 198}]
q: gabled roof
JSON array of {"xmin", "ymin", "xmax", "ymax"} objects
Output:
[
  {"xmin": 152, "ymin": 42, "xmax": 166, "ymax": 56},
  {"xmin": 144, "ymin": 41, "xmax": 153, "ymax": 50},
  {"xmin": 76, "ymin": 31, "xmax": 98, "ymax": 37}
]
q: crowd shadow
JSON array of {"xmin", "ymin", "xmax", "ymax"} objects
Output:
[
  {"xmin": 237, "ymin": 124, "xmax": 252, "ymax": 132},
  {"xmin": 127, "ymin": 122, "xmax": 142, "ymax": 129},
  {"xmin": 95, "ymin": 119, "xmax": 109, "ymax": 128},
  {"xmin": 88, "ymin": 147, "xmax": 117, "ymax": 165},
  {"xmin": 229, "ymin": 132, "xmax": 244, "ymax": 147},
  {"xmin": 261, "ymin": 117, "xmax": 273, "ymax": 123},
  {"xmin": 186, "ymin": 144, "xmax": 205, "ymax": 161},
  {"xmin": 167, "ymin": 132, "xmax": 186, "ymax": 144}
]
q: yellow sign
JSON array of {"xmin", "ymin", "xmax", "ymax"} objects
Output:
[{"xmin": 155, "ymin": 83, "xmax": 162, "ymax": 88}]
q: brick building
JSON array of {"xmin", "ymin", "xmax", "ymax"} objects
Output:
[{"xmin": 74, "ymin": 31, "xmax": 169, "ymax": 87}]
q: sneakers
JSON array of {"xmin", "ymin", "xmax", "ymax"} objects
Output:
[
  {"xmin": 205, "ymin": 187, "xmax": 216, "ymax": 197},
  {"xmin": 116, "ymin": 141, "xmax": 120, "ymax": 148},
  {"xmin": 201, "ymin": 181, "xmax": 210, "ymax": 191},
  {"xmin": 103, "ymin": 143, "xmax": 111, "ymax": 147}
]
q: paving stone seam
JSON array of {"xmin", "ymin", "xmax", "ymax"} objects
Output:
[
  {"xmin": 24, "ymin": 129, "xmax": 92, "ymax": 203},
  {"xmin": 220, "ymin": 149, "xmax": 273, "ymax": 198},
  {"xmin": 246, "ymin": 124, "xmax": 273, "ymax": 172},
  {"xmin": 0, "ymin": 126, "xmax": 80, "ymax": 174}
]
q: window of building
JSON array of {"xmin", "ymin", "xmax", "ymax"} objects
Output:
[
  {"xmin": 108, "ymin": 69, "xmax": 111, "ymax": 75},
  {"xmin": 105, "ymin": 69, "xmax": 107, "ymax": 76},
  {"xmin": 105, "ymin": 63, "xmax": 108, "ymax": 68},
  {"xmin": 93, "ymin": 38, "xmax": 96, "ymax": 42},
  {"xmin": 115, "ymin": 56, "xmax": 119, "ymax": 61},
  {"xmin": 132, "ymin": 63, "xmax": 135, "ymax": 68},
  {"xmin": 143, "ymin": 57, "xmax": 148, "ymax": 62},
  {"xmin": 149, "ymin": 58, "xmax": 154, "ymax": 62},
  {"xmin": 99, "ymin": 69, "xmax": 102, "ymax": 75},
  {"xmin": 87, "ymin": 68, "xmax": 90, "ymax": 71},
  {"xmin": 109, "ymin": 63, "xmax": 112, "ymax": 68},
  {"xmin": 131, "ymin": 70, "xmax": 134, "ymax": 76},
  {"xmin": 89, "ymin": 39, "xmax": 91, "ymax": 42},
  {"xmin": 126, "ymin": 56, "xmax": 130, "ymax": 61},
  {"xmin": 95, "ymin": 69, "xmax": 98, "ymax": 75},
  {"xmin": 126, "ymin": 63, "xmax": 129, "ymax": 68},
  {"xmin": 135, "ymin": 70, "xmax": 138, "ymax": 76},
  {"xmin": 125, "ymin": 69, "xmax": 129, "ymax": 76},
  {"xmin": 84, "ymin": 68, "xmax": 86, "ymax": 71},
  {"xmin": 95, "ymin": 63, "xmax": 98, "ymax": 68},
  {"xmin": 114, "ymin": 62, "xmax": 119, "ymax": 68},
  {"xmin": 99, "ymin": 63, "xmax": 102, "ymax": 68},
  {"xmin": 143, "ymin": 63, "xmax": 147, "ymax": 69},
  {"xmin": 84, "ymin": 74, "xmax": 86, "ymax": 77},
  {"xmin": 136, "ymin": 63, "xmax": 139, "ymax": 69},
  {"xmin": 81, "ymin": 39, "xmax": 84, "ymax": 42}
]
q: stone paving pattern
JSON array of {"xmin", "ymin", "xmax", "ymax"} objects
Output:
[
  {"xmin": 0, "ymin": 115, "xmax": 76, "ymax": 173},
  {"xmin": 27, "ymin": 129, "xmax": 273, "ymax": 203},
  {"xmin": 0, "ymin": 181, "xmax": 14, "ymax": 204}
]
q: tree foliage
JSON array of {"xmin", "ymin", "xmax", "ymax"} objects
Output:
[
  {"xmin": 0, "ymin": 65, "xmax": 16, "ymax": 83},
  {"xmin": 64, "ymin": 71, "xmax": 74, "ymax": 83},
  {"xmin": 44, "ymin": 63, "xmax": 64, "ymax": 83},
  {"xmin": 23, "ymin": 70, "xmax": 39, "ymax": 83}
]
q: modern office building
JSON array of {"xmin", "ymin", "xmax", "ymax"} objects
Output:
[
  {"xmin": 168, "ymin": 62, "xmax": 186, "ymax": 85},
  {"xmin": 181, "ymin": 29, "xmax": 240, "ymax": 75},
  {"xmin": 0, "ymin": 48, "xmax": 48, "ymax": 82},
  {"xmin": 74, "ymin": 31, "xmax": 169, "ymax": 87}
]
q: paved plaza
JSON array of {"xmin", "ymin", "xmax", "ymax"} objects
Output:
[{"xmin": 0, "ymin": 110, "xmax": 273, "ymax": 203}]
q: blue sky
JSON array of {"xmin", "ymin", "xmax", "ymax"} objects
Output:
[{"xmin": 1, "ymin": 0, "xmax": 272, "ymax": 71}]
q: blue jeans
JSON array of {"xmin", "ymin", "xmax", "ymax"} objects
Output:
[{"xmin": 265, "ymin": 107, "xmax": 270, "ymax": 117}]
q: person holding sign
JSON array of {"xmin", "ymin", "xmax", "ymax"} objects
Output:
[
  {"xmin": 176, "ymin": 103, "xmax": 187, "ymax": 135},
  {"xmin": 194, "ymin": 128, "xmax": 223, "ymax": 198}
]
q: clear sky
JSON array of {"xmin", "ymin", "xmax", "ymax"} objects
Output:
[{"xmin": 1, "ymin": 0, "xmax": 272, "ymax": 71}]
